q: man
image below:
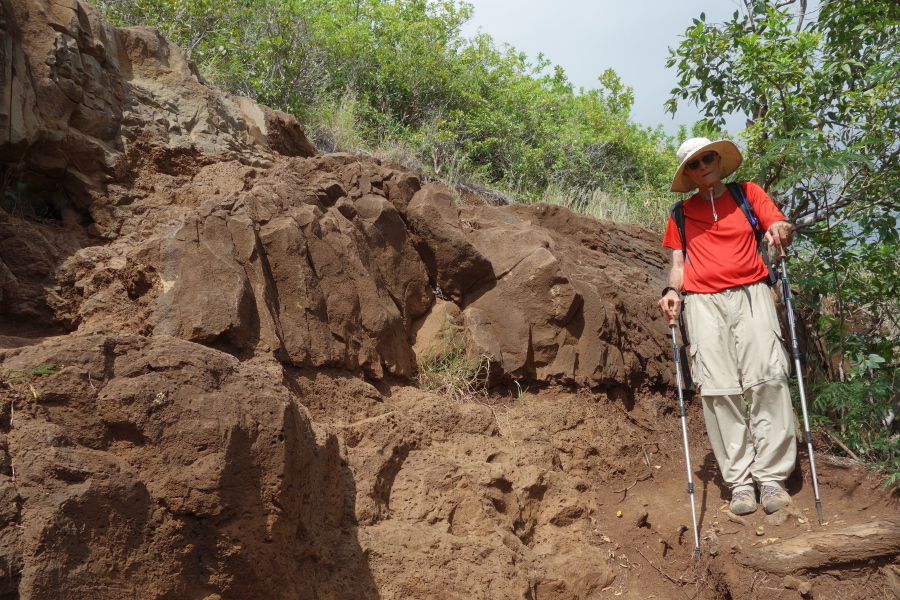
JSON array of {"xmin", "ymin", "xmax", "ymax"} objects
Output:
[{"xmin": 658, "ymin": 137, "xmax": 796, "ymax": 515}]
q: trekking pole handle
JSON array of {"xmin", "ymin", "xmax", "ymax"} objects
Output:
[
  {"xmin": 668, "ymin": 317, "xmax": 677, "ymax": 328},
  {"xmin": 778, "ymin": 247, "xmax": 787, "ymax": 260}
]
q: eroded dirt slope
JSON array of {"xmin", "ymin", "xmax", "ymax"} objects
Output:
[{"xmin": 4, "ymin": 342, "xmax": 896, "ymax": 599}]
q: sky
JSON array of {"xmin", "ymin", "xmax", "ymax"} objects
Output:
[{"xmin": 458, "ymin": 0, "xmax": 747, "ymax": 137}]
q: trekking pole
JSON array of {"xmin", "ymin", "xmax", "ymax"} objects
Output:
[
  {"xmin": 778, "ymin": 249, "xmax": 824, "ymax": 524},
  {"xmin": 669, "ymin": 317, "xmax": 701, "ymax": 559}
]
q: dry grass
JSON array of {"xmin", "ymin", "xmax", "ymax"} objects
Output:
[
  {"xmin": 416, "ymin": 322, "xmax": 489, "ymax": 403},
  {"xmin": 306, "ymin": 92, "xmax": 365, "ymax": 154},
  {"xmin": 537, "ymin": 182, "xmax": 675, "ymax": 230}
]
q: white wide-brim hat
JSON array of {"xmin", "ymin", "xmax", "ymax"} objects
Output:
[{"xmin": 670, "ymin": 137, "xmax": 743, "ymax": 193}]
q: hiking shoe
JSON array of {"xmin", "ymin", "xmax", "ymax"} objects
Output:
[
  {"xmin": 730, "ymin": 489, "xmax": 758, "ymax": 515},
  {"xmin": 761, "ymin": 484, "xmax": 792, "ymax": 514}
]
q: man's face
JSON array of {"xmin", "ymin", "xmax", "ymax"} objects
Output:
[{"xmin": 685, "ymin": 151, "xmax": 722, "ymax": 189}]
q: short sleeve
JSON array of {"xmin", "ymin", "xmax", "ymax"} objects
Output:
[
  {"xmin": 743, "ymin": 182, "xmax": 787, "ymax": 230},
  {"xmin": 662, "ymin": 214, "xmax": 683, "ymax": 250}
]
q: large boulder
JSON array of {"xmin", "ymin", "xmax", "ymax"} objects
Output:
[
  {"xmin": 381, "ymin": 179, "xmax": 674, "ymax": 387},
  {"xmin": 409, "ymin": 200, "xmax": 673, "ymax": 387},
  {"xmin": 0, "ymin": 334, "xmax": 377, "ymax": 599},
  {"xmin": 406, "ymin": 183, "xmax": 493, "ymax": 301}
]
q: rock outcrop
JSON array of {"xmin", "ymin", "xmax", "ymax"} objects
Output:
[
  {"xmin": 44, "ymin": 161, "xmax": 670, "ymax": 384},
  {"xmin": 1, "ymin": 0, "xmax": 673, "ymax": 387},
  {"xmin": 2, "ymin": 332, "xmax": 653, "ymax": 599},
  {"xmin": 1, "ymin": 0, "xmax": 317, "ymax": 330},
  {"xmin": 0, "ymin": 0, "xmax": 317, "ymax": 203}
]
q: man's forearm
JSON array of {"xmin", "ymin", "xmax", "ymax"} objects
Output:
[{"xmin": 668, "ymin": 267, "xmax": 684, "ymax": 292}]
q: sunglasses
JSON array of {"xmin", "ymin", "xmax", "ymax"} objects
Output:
[{"xmin": 686, "ymin": 152, "xmax": 718, "ymax": 171}]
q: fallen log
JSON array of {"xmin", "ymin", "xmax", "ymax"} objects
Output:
[
  {"xmin": 885, "ymin": 565, "xmax": 900, "ymax": 599},
  {"xmin": 736, "ymin": 517, "xmax": 900, "ymax": 574}
]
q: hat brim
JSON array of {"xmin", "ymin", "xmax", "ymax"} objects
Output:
[{"xmin": 670, "ymin": 140, "xmax": 744, "ymax": 193}]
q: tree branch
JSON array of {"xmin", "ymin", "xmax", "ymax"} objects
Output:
[
  {"xmin": 796, "ymin": 0, "xmax": 807, "ymax": 32},
  {"xmin": 742, "ymin": 0, "xmax": 756, "ymax": 30},
  {"xmin": 797, "ymin": 196, "xmax": 894, "ymax": 232}
]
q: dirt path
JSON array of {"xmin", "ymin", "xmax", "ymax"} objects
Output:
[
  {"xmin": 330, "ymin": 379, "xmax": 900, "ymax": 600},
  {"xmin": 519, "ymin": 387, "xmax": 899, "ymax": 599}
]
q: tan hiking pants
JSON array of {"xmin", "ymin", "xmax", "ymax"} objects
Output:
[{"xmin": 683, "ymin": 281, "xmax": 797, "ymax": 492}]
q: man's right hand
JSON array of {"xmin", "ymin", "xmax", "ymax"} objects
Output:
[{"xmin": 659, "ymin": 290, "xmax": 681, "ymax": 323}]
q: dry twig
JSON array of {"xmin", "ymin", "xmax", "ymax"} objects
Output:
[
  {"xmin": 613, "ymin": 444, "xmax": 658, "ymax": 502},
  {"xmin": 725, "ymin": 512, "xmax": 752, "ymax": 527},
  {"xmin": 818, "ymin": 420, "xmax": 862, "ymax": 462},
  {"xmin": 637, "ymin": 548, "xmax": 697, "ymax": 597},
  {"xmin": 637, "ymin": 549, "xmax": 680, "ymax": 584},
  {"xmin": 614, "ymin": 472, "xmax": 653, "ymax": 502}
]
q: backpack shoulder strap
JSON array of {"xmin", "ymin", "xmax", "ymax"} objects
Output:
[
  {"xmin": 726, "ymin": 182, "xmax": 763, "ymax": 241},
  {"xmin": 668, "ymin": 200, "xmax": 686, "ymax": 255},
  {"xmin": 727, "ymin": 182, "xmax": 781, "ymax": 285},
  {"xmin": 668, "ymin": 199, "xmax": 693, "ymax": 391}
]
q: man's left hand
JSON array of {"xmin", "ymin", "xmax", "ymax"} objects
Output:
[{"xmin": 766, "ymin": 220, "xmax": 794, "ymax": 249}]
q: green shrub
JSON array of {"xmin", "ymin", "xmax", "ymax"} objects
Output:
[
  {"xmin": 810, "ymin": 368, "xmax": 899, "ymax": 489},
  {"xmin": 792, "ymin": 227, "xmax": 900, "ymax": 490}
]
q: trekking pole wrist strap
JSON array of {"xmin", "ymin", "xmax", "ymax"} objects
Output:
[{"xmin": 661, "ymin": 286, "xmax": 681, "ymax": 298}]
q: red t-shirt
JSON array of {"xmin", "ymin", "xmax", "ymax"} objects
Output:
[{"xmin": 662, "ymin": 182, "xmax": 786, "ymax": 294}]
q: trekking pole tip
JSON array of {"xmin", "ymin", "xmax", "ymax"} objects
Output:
[{"xmin": 815, "ymin": 500, "xmax": 824, "ymax": 524}]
